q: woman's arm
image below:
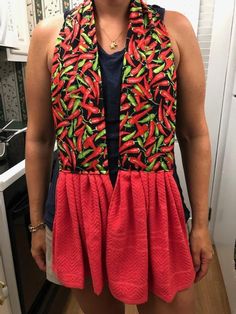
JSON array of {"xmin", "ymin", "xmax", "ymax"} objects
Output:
[
  {"xmin": 25, "ymin": 19, "xmax": 60, "ymax": 271},
  {"xmin": 164, "ymin": 11, "xmax": 213, "ymax": 282},
  {"xmin": 169, "ymin": 12, "xmax": 211, "ymax": 229},
  {"xmin": 25, "ymin": 21, "xmax": 56, "ymax": 227}
]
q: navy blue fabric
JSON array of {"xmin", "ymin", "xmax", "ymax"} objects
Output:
[{"xmin": 43, "ymin": 4, "xmax": 191, "ymax": 230}]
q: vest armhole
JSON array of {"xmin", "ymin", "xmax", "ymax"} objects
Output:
[{"xmin": 151, "ymin": 4, "xmax": 166, "ymax": 22}]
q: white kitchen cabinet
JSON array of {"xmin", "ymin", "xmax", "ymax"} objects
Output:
[
  {"xmin": 0, "ymin": 0, "xmax": 18, "ymax": 48},
  {"xmin": 6, "ymin": 0, "xmax": 30, "ymax": 62},
  {"xmin": 0, "ymin": 254, "xmax": 11, "ymax": 314}
]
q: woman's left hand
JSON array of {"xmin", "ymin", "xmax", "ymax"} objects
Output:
[{"xmin": 188, "ymin": 227, "xmax": 214, "ymax": 283}]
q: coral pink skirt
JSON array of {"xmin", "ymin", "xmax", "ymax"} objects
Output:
[{"xmin": 51, "ymin": 169, "xmax": 196, "ymax": 304}]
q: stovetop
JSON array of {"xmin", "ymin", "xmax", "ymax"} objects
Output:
[{"xmin": 0, "ymin": 120, "xmax": 27, "ymax": 176}]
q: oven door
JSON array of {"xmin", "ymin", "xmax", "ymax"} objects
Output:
[{"xmin": 4, "ymin": 173, "xmax": 70, "ymax": 314}]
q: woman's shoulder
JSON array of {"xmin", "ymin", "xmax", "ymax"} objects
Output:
[
  {"xmin": 162, "ymin": 9, "xmax": 197, "ymax": 70},
  {"xmin": 164, "ymin": 10, "xmax": 195, "ymax": 35},
  {"xmin": 29, "ymin": 15, "xmax": 65, "ymax": 72}
]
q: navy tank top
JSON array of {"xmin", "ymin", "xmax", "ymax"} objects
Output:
[{"xmin": 43, "ymin": 5, "xmax": 191, "ymax": 230}]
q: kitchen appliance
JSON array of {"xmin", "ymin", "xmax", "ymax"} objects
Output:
[
  {"xmin": 0, "ymin": 119, "xmax": 27, "ymax": 162},
  {"xmin": 3, "ymin": 150, "xmax": 70, "ymax": 313}
]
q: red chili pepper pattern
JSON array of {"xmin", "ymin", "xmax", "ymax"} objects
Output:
[{"xmin": 51, "ymin": 0, "xmax": 177, "ymax": 173}]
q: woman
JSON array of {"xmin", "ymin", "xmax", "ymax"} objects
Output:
[{"xmin": 25, "ymin": 0, "xmax": 214, "ymax": 313}]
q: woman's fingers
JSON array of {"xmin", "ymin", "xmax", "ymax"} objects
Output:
[
  {"xmin": 194, "ymin": 249, "xmax": 214, "ymax": 283},
  {"xmin": 30, "ymin": 229, "xmax": 47, "ymax": 272},
  {"xmin": 33, "ymin": 251, "xmax": 46, "ymax": 272}
]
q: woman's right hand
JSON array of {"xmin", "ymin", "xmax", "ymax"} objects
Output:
[{"xmin": 30, "ymin": 228, "xmax": 46, "ymax": 272}]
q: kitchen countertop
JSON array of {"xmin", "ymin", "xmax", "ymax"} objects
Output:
[
  {"xmin": 0, "ymin": 140, "xmax": 58, "ymax": 192},
  {"xmin": 0, "ymin": 120, "xmax": 58, "ymax": 191}
]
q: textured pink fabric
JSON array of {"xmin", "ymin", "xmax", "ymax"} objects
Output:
[{"xmin": 52, "ymin": 169, "xmax": 196, "ymax": 304}]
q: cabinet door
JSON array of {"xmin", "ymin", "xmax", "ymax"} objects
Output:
[
  {"xmin": 0, "ymin": 254, "xmax": 12, "ymax": 314},
  {"xmin": 6, "ymin": 0, "xmax": 30, "ymax": 62},
  {"xmin": 0, "ymin": 0, "xmax": 18, "ymax": 48}
]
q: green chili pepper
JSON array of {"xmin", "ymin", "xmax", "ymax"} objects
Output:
[
  {"xmin": 92, "ymin": 54, "xmax": 99, "ymax": 71},
  {"xmin": 131, "ymin": 7, "xmax": 141, "ymax": 11},
  {"xmin": 137, "ymin": 137, "xmax": 144, "ymax": 147},
  {"xmin": 155, "ymin": 125, "xmax": 159, "ymax": 137},
  {"xmin": 144, "ymin": 14, "xmax": 148, "ymax": 28},
  {"xmin": 95, "ymin": 129, "xmax": 106, "ymax": 141},
  {"xmin": 78, "ymin": 149, "xmax": 93, "ymax": 159},
  {"xmin": 78, "ymin": 59, "xmax": 86, "ymax": 68},
  {"xmin": 153, "ymin": 63, "xmax": 165, "ymax": 74},
  {"xmin": 65, "ymin": 19, "xmax": 72, "ymax": 28},
  {"xmin": 139, "ymin": 113, "xmax": 155, "ymax": 123},
  {"xmin": 127, "ymin": 93, "xmax": 136, "ymax": 106},
  {"xmin": 57, "ymin": 127, "xmax": 65, "ymax": 136},
  {"xmin": 151, "ymin": 32, "xmax": 161, "ymax": 44},
  {"xmin": 83, "ymin": 163, "xmax": 90, "ymax": 168},
  {"xmin": 134, "ymin": 84, "xmax": 143, "ymax": 94},
  {"xmin": 82, "ymin": 131, "xmax": 87, "ymax": 142},
  {"xmin": 152, "ymin": 142, "xmax": 156, "ymax": 154},
  {"xmin": 73, "ymin": 118, "xmax": 77, "ymax": 129},
  {"xmin": 139, "ymin": 51, "xmax": 146, "ymax": 60},
  {"xmin": 86, "ymin": 124, "xmax": 93, "ymax": 135},
  {"xmin": 142, "ymin": 104, "xmax": 151, "ymax": 110},
  {"xmin": 81, "ymin": 32, "xmax": 92, "ymax": 45},
  {"xmin": 146, "ymin": 159, "xmax": 156, "ymax": 171},
  {"xmin": 68, "ymin": 123, "xmax": 74, "ymax": 138},
  {"xmin": 169, "ymin": 137, "xmax": 176, "ymax": 146},
  {"xmin": 120, "ymin": 114, "xmax": 126, "ymax": 120},
  {"xmin": 145, "ymin": 50, "xmax": 153, "ymax": 56},
  {"xmin": 73, "ymin": 136, "xmax": 77, "ymax": 148},
  {"xmin": 169, "ymin": 121, "xmax": 176, "ymax": 130},
  {"xmin": 67, "ymin": 85, "xmax": 77, "ymax": 93},
  {"xmin": 166, "ymin": 71, "xmax": 172, "ymax": 82},
  {"xmin": 55, "ymin": 36, "xmax": 63, "ymax": 45},
  {"xmin": 76, "ymin": 75, "xmax": 87, "ymax": 85},
  {"xmin": 70, "ymin": 95, "xmax": 81, "ymax": 99},
  {"xmin": 137, "ymin": 66, "xmax": 146, "ymax": 77},
  {"xmin": 167, "ymin": 153, "xmax": 173, "ymax": 160},
  {"xmin": 79, "ymin": 45, "xmax": 87, "ymax": 52},
  {"xmin": 72, "ymin": 99, "xmax": 81, "ymax": 113},
  {"xmin": 122, "ymin": 130, "xmax": 136, "ymax": 142},
  {"xmin": 156, "ymin": 135, "xmax": 164, "ymax": 150},
  {"xmin": 96, "ymin": 164, "xmax": 106, "ymax": 173},
  {"xmin": 99, "ymin": 143, "xmax": 106, "ymax": 148},
  {"xmin": 61, "ymin": 65, "xmax": 74, "ymax": 76},
  {"xmin": 161, "ymin": 160, "xmax": 168, "ymax": 171},
  {"xmin": 143, "ymin": 130, "xmax": 149, "ymax": 142},
  {"xmin": 60, "ymin": 99, "xmax": 68, "ymax": 111},
  {"xmin": 122, "ymin": 66, "xmax": 132, "ymax": 82},
  {"xmin": 124, "ymin": 123, "xmax": 133, "ymax": 128}
]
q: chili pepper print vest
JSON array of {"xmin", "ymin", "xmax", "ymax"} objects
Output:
[{"xmin": 51, "ymin": 0, "xmax": 196, "ymax": 305}]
